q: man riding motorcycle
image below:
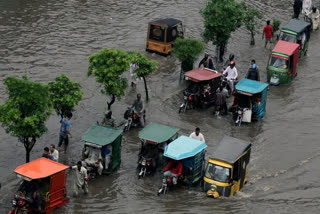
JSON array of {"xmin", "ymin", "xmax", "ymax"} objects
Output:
[
  {"xmin": 223, "ymin": 60, "xmax": 238, "ymax": 93},
  {"xmin": 163, "ymin": 159, "xmax": 183, "ymax": 186},
  {"xmin": 131, "ymin": 93, "xmax": 145, "ymax": 127}
]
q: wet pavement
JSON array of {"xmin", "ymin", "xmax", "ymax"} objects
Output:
[{"xmin": 1, "ymin": 0, "xmax": 320, "ymax": 213}]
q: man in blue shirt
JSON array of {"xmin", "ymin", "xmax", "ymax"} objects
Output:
[{"xmin": 58, "ymin": 112, "xmax": 72, "ymax": 150}]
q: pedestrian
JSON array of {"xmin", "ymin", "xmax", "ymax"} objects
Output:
[
  {"xmin": 70, "ymin": 161, "xmax": 89, "ymax": 196},
  {"xmin": 246, "ymin": 59, "xmax": 260, "ymax": 81},
  {"xmin": 58, "ymin": 111, "xmax": 72, "ymax": 151},
  {"xmin": 262, "ymin": 20, "xmax": 273, "ymax": 49},
  {"xmin": 49, "ymin": 144, "xmax": 59, "ymax": 162},
  {"xmin": 302, "ymin": 0, "xmax": 312, "ymax": 21},
  {"xmin": 293, "ymin": 0, "xmax": 303, "ymax": 19},
  {"xmin": 129, "ymin": 62, "xmax": 139, "ymax": 89},
  {"xmin": 42, "ymin": 147, "xmax": 55, "ymax": 161},
  {"xmin": 189, "ymin": 127, "xmax": 205, "ymax": 142},
  {"xmin": 215, "ymin": 86, "xmax": 228, "ymax": 115},
  {"xmin": 199, "ymin": 53, "xmax": 215, "ymax": 70}
]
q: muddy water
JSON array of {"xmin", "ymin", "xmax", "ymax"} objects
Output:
[{"xmin": 1, "ymin": 0, "xmax": 320, "ymax": 213}]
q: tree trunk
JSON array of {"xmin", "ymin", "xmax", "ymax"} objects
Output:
[
  {"xmin": 250, "ymin": 30, "xmax": 255, "ymax": 45},
  {"xmin": 107, "ymin": 95, "xmax": 115, "ymax": 110},
  {"xmin": 142, "ymin": 76, "xmax": 149, "ymax": 101},
  {"xmin": 23, "ymin": 137, "xmax": 36, "ymax": 163},
  {"xmin": 219, "ymin": 44, "xmax": 226, "ymax": 62},
  {"xmin": 26, "ymin": 148, "xmax": 31, "ymax": 163}
]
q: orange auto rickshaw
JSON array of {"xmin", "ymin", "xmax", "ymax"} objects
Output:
[
  {"xmin": 146, "ymin": 18, "xmax": 184, "ymax": 55},
  {"xmin": 8, "ymin": 158, "xmax": 69, "ymax": 214}
]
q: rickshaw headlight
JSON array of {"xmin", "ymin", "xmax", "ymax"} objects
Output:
[
  {"xmin": 11, "ymin": 200, "xmax": 17, "ymax": 205},
  {"xmin": 210, "ymin": 185, "xmax": 217, "ymax": 192}
]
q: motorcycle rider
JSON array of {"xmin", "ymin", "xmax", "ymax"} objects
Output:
[
  {"xmin": 139, "ymin": 143, "xmax": 158, "ymax": 169},
  {"xmin": 70, "ymin": 161, "xmax": 89, "ymax": 196},
  {"xmin": 246, "ymin": 60, "xmax": 260, "ymax": 81},
  {"xmin": 223, "ymin": 60, "xmax": 238, "ymax": 93},
  {"xmin": 132, "ymin": 93, "xmax": 145, "ymax": 127},
  {"xmin": 223, "ymin": 53, "xmax": 235, "ymax": 69},
  {"xmin": 163, "ymin": 159, "xmax": 183, "ymax": 186},
  {"xmin": 199, "ymin": 53, "xmax": 215, "ymax": 70}
]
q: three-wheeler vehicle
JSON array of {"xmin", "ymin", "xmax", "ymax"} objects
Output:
[
  {"xmin": 204, "ymin": 136, "xmax": 251, "ymax": 198},
  {"xmin": 158, "ymin": 135, "xmax": 207, "ymax": 195},
  {"xmin": 146, "ymin": 18, "xmax": 184, "ymax": 55},
  {"xmin": 8, "ymin": 158, "xmax": 69, "ymax": 214},
  {"xmin": 267, "ymin": 40, "xmax": 300, "ymax": 85},
  {"xmin": 179, "ymin": 67, "xmax": 222, "ymax": 113},
  {"xmin": 81, "ymin": 124, "xmax": 122, "ymax": 178},
  {"xmin": 137, "ymin": 122, "xmax": 179, "ymax": 178},
  {"xmin": 280, "ymin": 19, "xmax": 311, "ymax": 58},
  {"xmin": 230, "ymin": 78, "xmax": 269, "ymax": 126}
]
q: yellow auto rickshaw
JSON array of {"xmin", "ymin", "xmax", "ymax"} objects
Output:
[
  {"xmin": 203, "ymin": 136, "xmax": 251, "ymax": 198},
  {"xmin": 146, "ymin": 18, "xmax": 184, "ymax": 55}
]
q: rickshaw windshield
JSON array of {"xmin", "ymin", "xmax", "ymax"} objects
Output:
[
  {"xmin": 280, "ymin": 32, "xmax": 296, "ymax": 43},
  {"xmin": 269, "ymin": 56, "xmax": 288, "ymax": 69},
  {"xmin": 149, "ymin": 24, "xmax": 165, "ymax": 42},
  {"xmin": 205, "ymin": 163, "xmax": 231, "ymax": 183}
]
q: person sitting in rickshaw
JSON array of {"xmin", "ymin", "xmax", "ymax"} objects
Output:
[
  {"xmin": 101, "ymin": 144, "xmax": 112, "ymax": 171},
  {"xmin": 200, "ymin": 84, "xmax": 211, "ymax": 106},
  {"xmin": 251, "ymin": 95, "xmax": 261, "ymax": 121},
  {"xmin": 181, "ymin": 157, "xmax": 193, "ymax": 185},
  {"xmin": 199, "ymin": 53, "xmax": 215, "ymax": 70},
  {"xmin": 163, "ymin": 159, "xmax": 183, "ymax": 186},
  {"xmin": 83, "ymin": 146, "xmax": 103, "ymax": 175},
  {"xmin": 18, "ymin": 180, "xmax": 41, "ymax": 211}
]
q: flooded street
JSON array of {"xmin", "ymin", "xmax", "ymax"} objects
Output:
[{"xmin": 1, "ymin": 0, "xmax": 320, "ymax": 213}]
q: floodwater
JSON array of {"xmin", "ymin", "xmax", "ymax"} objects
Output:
[{"xmin": 1, "ymin": 0, "xmax": 320, "ymax": 213}]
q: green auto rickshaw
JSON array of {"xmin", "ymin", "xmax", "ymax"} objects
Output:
[
  {"xmin": 267, "ymin": 40, "xmax": 300, "ymax": 85},
  {"xmin": 81, "ymin": 124, "xmax": 122, "ymax": 178},
  {"xmin": 280, "ymin": 19, "xmax": 311, "ymax": 58}
]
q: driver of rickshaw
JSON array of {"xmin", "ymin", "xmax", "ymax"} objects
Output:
[
  {"xmin": 139, "ymin": 143, "xmax": 158, "ymax": 168},
  {"xmin": 83, "ymin": 146, "xmax": 103, "ymax": 175},
  {"xmin": 163, "ymin": 159, "xmax": 183, "ymax": 185},
  {"xmin": 18, "ymin": 180, "xmax": 41, "ymax": 210}
]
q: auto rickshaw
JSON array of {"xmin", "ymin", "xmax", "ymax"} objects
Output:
[
  {"xmin": 280, "ymin": 19, "xmax": 311, "ymax": 58},
  {"xmin": 267, "ymin": 40, "xmax": 300, "ymax": 85},
  {"xmin": 231, "ymin": 78, "xmax": 269, "ymax": 126},
  {"xmin": 158, "ymin": 135, "xmax": 207, "ymax": 195},
  {"xmin": 179, "ymin": 67, "xmax": 222, "ymax": 113},
  {"xmin": 81, "ymin": 124, "xmax": 122, "ymax": 178},
  {"xmin": 137, "ymin": 122, "xmax": 179, "ymax": 178},
  {"xmin": 8, "ymin": 158, "xmax": 69, "ymax": 214},
  {"xmin": 146, "ymin": 18, "xmax": 184, "ymax": 55},
  {"xmin": 204, "ymin": 136, "xmax": 251, "ymax": 198}
]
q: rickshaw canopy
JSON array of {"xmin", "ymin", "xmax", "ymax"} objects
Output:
[
  {"xmin": 138, "ymin": 122, "xmax": 179, "ymax": 144},
  {"xmin": 14, "ymin": 158, "xmax": 69, "ymax": 180},
  {"xmin": 272, "ymin": 40, "xmax": 300, "ymax": 57},
  {"xmin": 82, "ymin": 124, "xmax": 123, "ymax": 148},
  {"xmin": 184, "ymin": 68, "xmax": 222, "ymax": 82},
  {"xmin": 150, "ymin": 18, "xmax": 182, "ymax": 27},
  {"xmin": 212, "ymin": 136, "xmax": 251, "ymax": 164},
  {"xmin": 282, "ymin": 19, "xmax": 311, "ymax": 34},
  {"xmin": 235, "ymin": 78, "xmax": 268, "ymax": 95},
  {"xmin": 164, "ymin": 135, "xmax": 207, "ymax": 160}
]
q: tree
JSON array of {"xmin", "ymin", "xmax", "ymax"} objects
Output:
[
  {"xmin": 48, "ymin": 74, "xmax": 83, "ymax": 118},
  {"xmin": 88, "ymin": 49, "xmax": 129, "ymax": 110},
  {"xmin": 127, "ymin": 51, "xmax": 158, "ymax": 101},
  {"xmin": 201, "ymin": 0, "xmax": 244, "ymax": 62},
  {"xmin": 272, "ymin": 19, "xmax": 281, "ymax": 33},
  {"xmin": 0, "ymin": 75, "xmax": 52, "ymax": 162},
  {"xmin": 243, "ymin": 6, "xmax": 263, "ymax": 45},
  {"xmin": 172, "ymin": 38, "xmax": 205, "ymax": 72}
]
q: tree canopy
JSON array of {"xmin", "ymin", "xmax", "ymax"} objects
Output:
[
  {"xmin": 172, "ymin": 38, "xmax": 205, "ymax": 71},
  {"xmin": 88, "ymin": 48, "xmax": 130, "ymax": 109},
  {"xmin": 0, "ymin": 75, "xmax": 52, "ymax": 162},
  {"xmin": 242, "ymin": 5, "xmax": 263, "ymax": 45},
  {"xmin": 48, "ymin": 74, "xmax": 83, "ymax": 118}
]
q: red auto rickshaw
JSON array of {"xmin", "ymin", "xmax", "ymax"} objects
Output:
[{"xmin": 8, "ymin": 158, "xmax": 69, "ymax": 214}]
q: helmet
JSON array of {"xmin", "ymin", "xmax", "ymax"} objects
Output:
[
  {"xmin": 230, "ymin": 60, "xmax": 235, "ymax": 65},
  {"xmin": 229, "ymin": 54, "xmax": 235, "ymax": 61}
]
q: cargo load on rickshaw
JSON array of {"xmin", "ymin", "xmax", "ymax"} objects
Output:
[{"xmin": 204, "ymin": 136, "xmax": 251, "ymax": 198}]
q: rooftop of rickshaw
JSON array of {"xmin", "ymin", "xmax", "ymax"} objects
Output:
[
  {"xmin": 138, "ymin": 122, "xmax": 179, "ymax": 143},
  {"xmin": 150, "ymin": 18, "xmax": 182, "ymax": 27},
  {"xmin": 14, "ymin": 157, "xmax": 69, "ymax": 180},
  {"xmin": 82, "ymin": 124, "xmax": 123, "ymax": 147},
  {"xmin": 211, "ymin": 136, "xmax": 251, "ymax": 164},
  {"xmin": 235, "ymin": 78, "xmax": 268, "ymax": 94},
  {"xmin": 272, "ymin": 40, "xmax": 300, "ymax": 56},
  {"xmin": 184, "ymin": 68, "xmax": 221, "ymax": 82},
  {"xmin": 164, "ymin": 135, "xmax": 207, "ymax": 160},
  {"xmin": 282, "ymin": 19, "xmax": 311, "ymax": 33}
]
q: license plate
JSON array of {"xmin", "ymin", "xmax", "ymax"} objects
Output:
[
  {"xmin": 142, "ymin": 160, "xmax": 146, "ymax": 165},
  {"xmin": 184, "ymin": 96, "xmax": 187, "ymax": 100}
]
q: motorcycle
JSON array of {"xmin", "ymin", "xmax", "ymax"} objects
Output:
[
  {"xmin": 123, "ymin": 107, "xmax": 143, "ymax": 131},
  {"xmin": 8, "ymin": 193, "xmax": 32, "ymax": 214},
  {"xmin": 178, "ymin": 92, "xmax": 195, "ymax": 113},
  {"xmin": 234, "ymin": 107, "xmax": 250, "ymax": 127},
  {"xmin": 157, "ymin": 176, "xmax": 174, "ymax": 195},
  {"xmin": 138, "ymin": 156, "xmax": 153, "ymax": 179}
]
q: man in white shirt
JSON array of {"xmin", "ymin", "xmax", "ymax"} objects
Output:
[
  {"xmin": 189, "ymin": 127, "xmax": 205, "ymax": 142},
  {"xmin": 49, "ymin": 144, "xmax": 59, "ymax": 162},
  {"xmin": 223, "ymin": 60, "xmax": 238, "ymax": 92},
  {"xmin": 70, "ymin": 161, "xmax": 88, "ymax": 196},
  {"xmin": 84, "ymin": 146, "xmax": 103, "ymax": 175}
]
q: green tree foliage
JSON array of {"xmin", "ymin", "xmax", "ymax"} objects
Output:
[
  {"xmin": 201, "ymin": 0, "xmax": 244, "ymax": 61},
  {"xmin": 88, "ymin": 49, "xmax": 129, "ymax": 109},
  {"xmin": 242, "ymin": 5, "xmax": 263, "ymax": 45},
  {"xmin": 48, "ymin": 74, "xmax": 83, "ymax": 118},
  {"xmin": 0, "ymin": 75, "xmax": 52, "ymax": 162},
  {"xmin": 272, "ymin": 19, "xmax": 281, "ymax": 33},
  {"xmin": 172, "ymin": 38, "xmax": 205, "ymax": 72},
  {"xmin": 128, "ymin": 51, "xmax": 158, "ymax": 101}
]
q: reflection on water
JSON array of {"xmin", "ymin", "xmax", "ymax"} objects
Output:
[{"xmin": 1, "ymin": 0, "xmax": 320, "ymax": 213}]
